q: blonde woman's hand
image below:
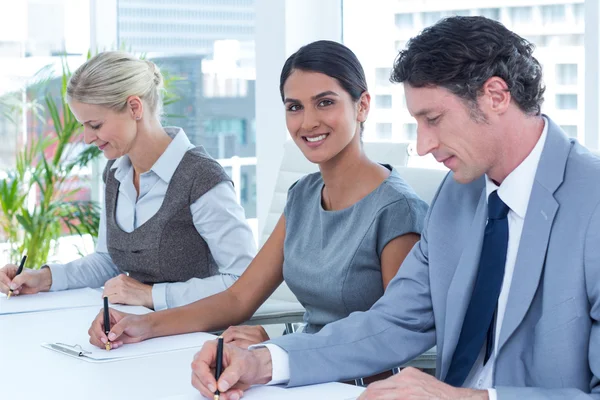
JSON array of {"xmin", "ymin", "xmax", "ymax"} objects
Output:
[
  {"xmin": 222, "ymin": 325, "xmax": 270, "ymax": 349},
  {"xmin": 103, "ymin": 274, "xmax": 154, "ymax": 309}
]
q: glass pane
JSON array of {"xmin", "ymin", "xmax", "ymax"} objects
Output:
[
  {"xmin": 240, "ymin": 164, "xmax": 257, "ymax": 219},
  {"xmin": 343, "ymin": 0, "xmax": 586, "ymax": 156},
  {"xmin": 375, "ymin": 123, "xmax": 393, "ymax": 140},
  {"xmin": 375, "ymin": 67, "xmax": 392, "ymax": 86},
  {"xmin": 375, "ymin": 94, "xmax": 393, "ymax": 109},
  {"xmin": 541, "ymin": 5, "xmax": 567, "ymax": 25},
  {"xmin": 510, "ymin": 6, "xmax": 534, "ymax": 26},
  {"xmin": 395, "ymin": 13, "xmax": 414, "ymax": 30},
  {"xmin": 556, "ymin": 94, "xmax": 578, "ymax": 110},
  {"xmin": 556, "ymin": 64, "xmax": 578, "ymax": 85},
  {"xmin": 561, "ymin": 125, "xmax": 578, "ymax": 138},
  {"xmin": 403, "ymin": 123, "xmax": 417, "ymax": 141},
  {"xmin": 117, "ymin": 0, "xmax": 257, "ymax": 218},
  {"xmin": 477, "ymin": 8, "xmax": 500, "ymax": 20}
]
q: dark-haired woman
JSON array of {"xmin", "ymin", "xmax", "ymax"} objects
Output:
[{"xmin": 87, "ymin": 40, "xmax": 428, "ymax": 348}]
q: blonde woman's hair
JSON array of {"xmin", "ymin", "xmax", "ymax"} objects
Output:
[{"xmin": 67, "ymin": 51, "xmax": 164, "ymax": 117}]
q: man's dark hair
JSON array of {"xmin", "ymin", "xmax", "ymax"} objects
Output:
[{"xmin": 392, "ymin": 16, "xmax": 545, "ymax": 118}]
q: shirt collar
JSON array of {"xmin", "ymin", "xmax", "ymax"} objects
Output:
[
  {"xmin": 110, "ymin": 127, "xmax": 194, "ymax": 183},
  {"xmin": 485, "ymin": 117, "xmax": 548, "ymax": 219}
]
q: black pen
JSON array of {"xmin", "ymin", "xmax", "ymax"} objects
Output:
[
  {"xmin": 214, "ymin": 336, "xmax": 224, "ymax": 400},
  {"xmin": 103, "ymin": 296, "xmax": 112, "ymax": 351},
  {"xmin": 7, "ymin": 255, "xmax": 27, "ymax": 300}
]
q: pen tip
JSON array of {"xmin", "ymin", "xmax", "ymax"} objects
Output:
[
  {"xmin": 6, "ymin": 291, "xmax": 12, "ymax": 300},
  {"xmin": 213, "ymin": 395, "xmax": 219, "ymax": 400}
]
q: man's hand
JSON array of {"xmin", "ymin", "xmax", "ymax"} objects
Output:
[
  {"xmin": 191, "ymin": 342, "xmax": 273, "ymax": 400},
  {"xmin": 103, "ymin": 274, "xmax": 153, "ymax": 309},
  {"xmin": 222, "ymin": 325, "xmax": 270, "ymax": 349},
  {"xmin": 0, "ymin": 265, "xmax": 52, "ymax": 296},
  {"xmin": 358, "ymin": 367, "xmax": 489, "ymax": 400}
]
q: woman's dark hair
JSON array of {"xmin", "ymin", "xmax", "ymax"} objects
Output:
[
  {"xmin": 279, "ymin": 40, "xmax": 368, "ymax": 104},
  {"xmin": 392, "ymin": 16, "xmax": 545, "ymax": 118}
]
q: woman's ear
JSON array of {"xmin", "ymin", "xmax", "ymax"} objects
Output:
[
  {"xmin": 357, "ymin": 92, "xmax": 371, "ymax": 123},
  {"xmin": 127, "ymin": 96, "xmax": 144, "ymax": 121}
]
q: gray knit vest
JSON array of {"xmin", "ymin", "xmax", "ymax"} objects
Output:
[{"xmin": 102, "ymin": 146, "xmax": 231, "ymax": 284}]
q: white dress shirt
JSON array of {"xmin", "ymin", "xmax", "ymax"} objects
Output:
[
  {"xmin": 262, "ymin": 118, "xmax": 549, "ymax": 395},
  {"xmin": 48, "ymin": 127, "xmax": 256, "ymax": 310}
]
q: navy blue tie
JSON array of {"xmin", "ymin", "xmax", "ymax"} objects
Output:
[{"xmin": 444, "ymin": 190, "xmax": 509, "ymax": 387}]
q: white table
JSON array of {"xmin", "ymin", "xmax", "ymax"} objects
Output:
[
  {"xmin": 0, "ymin": 300, "xmax": 362, "ymax": 400},
  {"xmin": 0, "ymin": 306, "xmax": 205, "ymax": 399}
]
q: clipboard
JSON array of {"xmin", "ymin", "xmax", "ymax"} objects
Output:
[
  {"xmin": 43, "ymin": 343, "xmax": 93, "ymax": 358},
  {"xmin": 41, "ymin": 331, "xmax": 216, "ymax": 363},
  {"xmin": 41, "ymin": 342, "xmax": 125, "ymax": 363}
]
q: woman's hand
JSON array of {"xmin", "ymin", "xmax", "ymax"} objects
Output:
[{"xmin": 222, "ymin": 325, "xmax": 270, "ymax": 349}]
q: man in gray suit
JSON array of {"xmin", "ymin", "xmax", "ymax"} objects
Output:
[{"xmin": 191, "ymin": 16, "xmax": 600, "ymax": 400}]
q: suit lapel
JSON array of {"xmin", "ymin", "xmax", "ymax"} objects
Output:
[
  {"xmin": 439, "ymin": 190, "xmax": 487, "ymax": 380},
  {"xmin": 496, "ymin": 183, "xmax": 557, "ymax": 352},
  {"xmin": 497, "ymin": 116, "xmax": 569, "ymax": 354}
]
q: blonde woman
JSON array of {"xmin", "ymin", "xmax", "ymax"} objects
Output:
[{"xmin": 0, "ymin": 51, "xmax": 256, "ymax": 311}]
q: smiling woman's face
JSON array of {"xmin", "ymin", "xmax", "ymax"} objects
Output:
[
  {"xmin": 69, "ymin": 100, "xmax": 137, "ymax": 160},
  {"xmin": 282, "ymin": 69, "xmax": 368, "ymax": 164}
]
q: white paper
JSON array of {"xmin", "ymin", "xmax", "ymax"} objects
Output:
[
  {"xmin": 162, "ymin": 382, "xmax": 364, "ymax": 400},
  {"xmin": 42, "ymin": 330, "xmax": 215, "ymax": 363},
  {"xmin": 0, "ymin": 287, "xmax": 103, "ymax": 315}
]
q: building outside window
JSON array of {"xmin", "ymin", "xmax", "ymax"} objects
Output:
[
  {"xmin": 117, "ymin": 0, "xmax": 257, "ymax": 218},
  {"xmin": 343, "ymin": 0, "xmax": 586, "ymax": 163}
]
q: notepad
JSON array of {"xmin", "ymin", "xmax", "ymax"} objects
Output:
[
  {"xmin": 42, "ymin": 330, "xmax": 215, "ymax": 363},
  {"xmin": 161, "ymin": 382, "xmax": 364, "ymax": 400},
  {"xmin": 0, "ymin": 287, "xmax": 103, "ymax": 315}
]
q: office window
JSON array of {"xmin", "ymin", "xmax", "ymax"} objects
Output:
[
  {"xmin": 343, "ymin": 0, "xmax": 586, "ymax": 155},
  {"xmin": 574, "ymin": 3, "xmax": 584, "ymax": 25},
  {"xmin": 452, "ymin": 9, "xmax": 471, "ymax": 17},
  {"xmin": 556, "ymin": 94, "xmax": 578, "ymax": 110},
  {"xmin": 476, "ymin": 8, "xmax": 500, "ymax": 21},
  {"xmin": 422, "ymin": 11, "xmax": 445, "ymax": 26},
  {"xmin": 117, "ymin": 0, "xmax": 257, "ymax": 218},
  {"xmin": 510, "ymin": 7, "xmax": 533, "ymax": 26},
  {"xmin": 375, "ymin": 95, "xmax": 392, "ymax": 109},
  {"xmin": 546, "ymin": 34, "xmax": 584, "ymax": 47},
  {"xmin": 556, "ymin": 64, "xmax": 578, "ymax": 85},
  {"xmin": 395, "ymin": 40, "xmax": 407, "ymax": 52},
  {"xmin": 375, "ymin": 123, "xmax": 393, "ymax": 140},
  {"xmin": 395, "ymin": 13, "xmax": 414, "ymax": 30},
  {"xmin": 561, "ymin": 125, "xmax": 578, "ymax": 138},
  {"xmin": 541, "ymin": 5, "xmax": 566, "ymax": 25},
  {"xmin": 403, "ymin": 123, "xmax": 417, "ymax": 141},
  {"xmin": 375, "ymin": 67, "xmax": 392, "ymax": 87}
]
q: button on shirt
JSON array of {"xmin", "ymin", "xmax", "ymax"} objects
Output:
[
  {"xmin": 48, "ymin": 127, "xmax": 256, "ymax": 310},
  {"xmin": 262, "ymin": 118, "xmax": 549, "ymax": 395}
]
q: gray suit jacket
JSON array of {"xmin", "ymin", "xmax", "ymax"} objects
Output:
[{"xmin": 271, "ymin": 117, "xmax": 600, "ymax": 399}]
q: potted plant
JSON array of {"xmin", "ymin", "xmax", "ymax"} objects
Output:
[
  {"xmin": 0, "ymin": 59, "xmax": 102, "ymax": 270},
  {"xmin": 0, "ymin": 53, "xmax": 184, "ymax": 270}
]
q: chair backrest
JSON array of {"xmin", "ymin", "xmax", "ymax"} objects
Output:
[
  {"xmin": 394, "ymin": 166, "xmax": 448, "ymax": 205},
  {"xmin": 260, "ymin": 140, "xmax": 412, "ymax": 247}
]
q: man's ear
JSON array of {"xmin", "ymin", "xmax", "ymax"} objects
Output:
[{"xmin": 481, "ymin": 77, "xmax": 511, "ymax": 114}]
